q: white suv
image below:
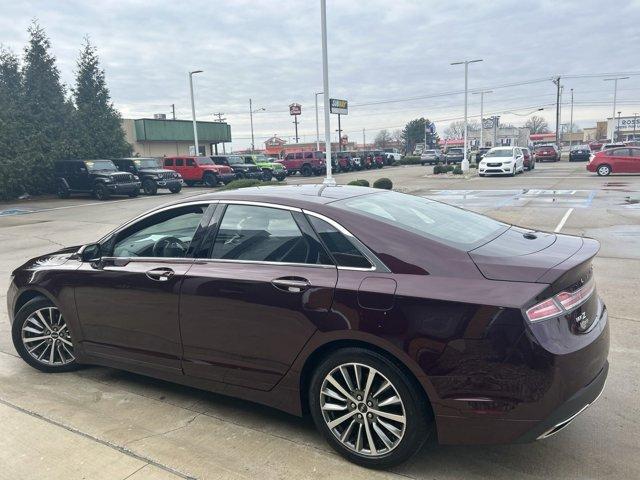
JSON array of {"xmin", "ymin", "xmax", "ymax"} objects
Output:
[{"xmin": 478, "ymin": 147, "xmax": 525, "ymax": 176}]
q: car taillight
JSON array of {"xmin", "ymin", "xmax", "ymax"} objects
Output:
[{"xmin": 525, "ymin": 277, "xmax": 595, "ymax": 322}]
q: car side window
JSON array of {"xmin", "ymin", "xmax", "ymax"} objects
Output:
[
  {"xmin": 164, "ymin": 159, "xmax": 173, "ymax": 167},
  {"xmin": 211, "ymin": 205, "xmax": 329, "ymax": 265},
  {"xmin": 176, "ymin": 159, "xmax": 184, "ymax": 166},
  {"xmin": 304, "ymin": 152, "xmax": 313, "ymax": 159},
  {"xmin": 307, "ymin": 216, "xmax": 373, "ymax": 269},
  {"xmin": 111, "ymin": 205, "xmax": 207, "ymax": 258},
  {"xmin": 186, "ymin": 159, "xmax": 195, "ymax": 167}
]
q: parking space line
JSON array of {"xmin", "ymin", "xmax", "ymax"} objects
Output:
[{"xmin": 554, "ymin": 208, "xmax": 574, "ymax": 232}]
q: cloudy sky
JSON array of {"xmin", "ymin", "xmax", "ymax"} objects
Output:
[{"xmin": 1, "ymin": 0, "xmax": 639, "ymax": 149}]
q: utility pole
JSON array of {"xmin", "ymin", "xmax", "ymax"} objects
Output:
[
  {"xmin": 249, "ymin": 98, "xmax": 255, "ymax": 153},
  {"xmin": 604, "ymin": 76, "xmax": 629, "ymax": 141},
  {"xmin": 320, "ymin": 0, "xmax": 335, "ymax": 185},
  {"xmin": 553, "ymin": 76, "xmax": 561, "ymax": 149},
  {"xmin": 189, "ymin": 70, "xmax": 203, "ymax": 156},
  {"xmin": 473, "ymin": 90, "xmax": 493, "ymax": 148},
  {"xmin": 569, "ymin": 88, "xmax": 574, "ymax": 147},
  {"xmin": 171, "ymin": 104, "xmax": 176, "ymax": 120},
  {"xmin": 293, "ymin": 115, "xmax": 300, "ymax": 143},
  {"xmin": 213, "ymin": 112, "xmax": 227, "ymax": 153},
  {"xmin": 424, "ymin": 121, "xmax": 427, "ymax": 149},
  {"xmin": 315, "ymin": 92, "xmax": 323, "ymax": 151},
  {"xmin": 362, "ymin": 128, "xmax": 366, "ymax": 149}
]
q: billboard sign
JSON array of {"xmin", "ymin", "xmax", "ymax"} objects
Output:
[
  {"xmin": 330, "ymin": 98, "xmax": 348, "ymax": 115},
  {"xmin": 289, "ymin": 103, "xmax": 302, "ymax": 116}
]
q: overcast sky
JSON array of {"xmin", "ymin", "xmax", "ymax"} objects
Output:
[{"xmin": 1, "ymin": 0, "xmax": 639, "ymax": 149}]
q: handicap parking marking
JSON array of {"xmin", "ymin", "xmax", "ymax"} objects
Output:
[{"xmin": 423, "ymin": 189, "xmax": 597, "ymax": 209}]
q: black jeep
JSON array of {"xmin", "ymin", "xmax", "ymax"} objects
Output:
[
  {"xmin": 54, "ymin": 159, "xmax": 141, "ymax": 200},
  {"xmin": 211, "ymin": 155, "xmax": 263, "ymax": 180},
  {"xmin": 112, "ymin": 157, "xmax": 182, "ymax": 195}
]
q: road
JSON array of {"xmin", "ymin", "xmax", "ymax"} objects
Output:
[{"xmin": 0, "ymin": 161, "xmax": 638, "ymax": 479}]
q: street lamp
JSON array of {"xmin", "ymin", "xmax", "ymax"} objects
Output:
[
  {"xmin": 604, "ymin": 76, "xmax": 629, "ymax": 141},
  {"xmin": 451, "ymin": 59, "xmax": 483, "ymax": 172},
  {"xmin": 315, "ymin": 91, "xmax": 324, "ymax": 151},
  {"xmin": 320, "ymin": 0, "xmax": 335, "ymax": 186},
  {"xmin": 472, "ymin": 90, "xmax": 492, "ymax": 148},
  {"xmin": 188, "ymin": 70, "xmax": 203, "ymax": 155},
  {"xmin": 249, "ymin": 99, "xmax": 265, "ymax": 153}
]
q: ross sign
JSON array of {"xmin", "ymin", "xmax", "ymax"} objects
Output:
[
  {"xmin": 289, "ymin": 103, "xmax": 302, "ymax": 116},
  {"xmin": 617, "ymin": 117, "xmax": 640, "ymax": 131},
  {"xmin": 330, "ymin": 98, "xmax": 348, "ymax": 115}
]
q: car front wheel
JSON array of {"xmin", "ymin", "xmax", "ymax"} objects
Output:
[
  {"xmin": 309, "ymin": 348, "xmax": 432, "ymax": 469},
  {"xmin": 94, "ymin": 183, "xmax": 110, "ymax": 200},
  {"xmin": 12, "ymin": 297, "xmax": 79, "ymax": 373},
  {"xmin": 142, "ymin": 179, "xmax": 158, "ymax": 195},
  {"xmin": 597, "ymin": 164, "xmax": 612, "ymax": 176},
  {"xmin": 203, "ymin": 173, "xmax": 219, "ymax": 187}
]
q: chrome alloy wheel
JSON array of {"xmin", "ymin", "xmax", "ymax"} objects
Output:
[
  {"xmin": 21, "ymin": 307, "xmax": 75, "ymax": 366},
  {"xmin": 319, "ymin": 362, "xmax": 406, "ymax": 457}
]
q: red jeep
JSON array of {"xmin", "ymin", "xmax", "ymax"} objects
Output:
[
  {"xmin": 277, "ymin": 151, "xmax": 326, "ymax": 176},
  {"xmin": 164, "ymin": 156, "xmax": 235, "ymax": 187}
]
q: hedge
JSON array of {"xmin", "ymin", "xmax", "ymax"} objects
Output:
[{"xmin": 373, "ymin": 178, "xmax": 393, "ymax": 190}]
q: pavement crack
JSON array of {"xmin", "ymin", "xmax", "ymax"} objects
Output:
[{"xmin": 124, "ymin": 413, "xmax": 201, "ymax": 446}]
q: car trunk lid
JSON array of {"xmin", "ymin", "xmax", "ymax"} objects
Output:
[{"xmin": 469, "ymin": 227, "xmax": 598, "ymax": 284}]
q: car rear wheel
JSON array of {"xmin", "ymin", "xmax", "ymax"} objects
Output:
[
  {"xmin": 309, "ymin": 348, "xmax": 432, "ymax": 469},
  {"xmin": 597, "ymin": 164, "xmax": 612, "ymax": 176},
  {"xmin": 12, "ymin": 297, "xmax": 79, "ymax": 373},
  {"xmin": 142, "ymin": 179, "xmax": 158, "ymax": 195},
  {"xmin": 94, "ymin": 183, "xmax": 110, "ymax": 200},
  {"xmin": 56, "ymin": 182, "xmax": 70, "ymax": 199},
  {"xmin": 203, "ymin": 173, "xmax": 218, "ymax": 187}
]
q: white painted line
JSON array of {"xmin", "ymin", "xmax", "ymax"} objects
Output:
[{"xmin": 554, "ymin": 208, "xmax": 574, "ymax": 232}]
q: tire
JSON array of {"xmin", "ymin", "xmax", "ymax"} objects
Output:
[
  {"xmin": 301, "ymin": 164, "xmax": 313, "ymax": 177},
  {"xmin": 597, "ymin": 164, "xmax": 612, "ymax": 176},
  {"xmin": 203, "ymin": 173, "xmax": 218, "ymax": 187},
  {"xmin": 169, "ymin": 184, "xmax": 182, "ymax": 194},
  {"xmin": 275, "ymin": 173, "xmax": 286, "ymax": 182},
  {"xmin": 56, "ymin": 182, "xmax": 70, "ymax": 199},
  {"xmin": 12, "ymin": 297, "xmax": 80, "ymax": 373},
  {"xmin": 94, "ymin": 183, "xmax": 110, "ymax": 200},
  {"xmin": 235, "ymin": 171, "xmax": 245, "ymax": 180},
  {"xmin": 262, "ymin": 170, "xmax": 273, "ymax": 182},
  {"xmin": 142, "ymin": 179, "xmax": 158, "ymax": 195},
  {"xmin": 510, "ymin": 167, "xmax": 516, "ymax": 177},
  {"xmin": 309, "ymin": 348, "xmax": 432, "ymax": 469}
]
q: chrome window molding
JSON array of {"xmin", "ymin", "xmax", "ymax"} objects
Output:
[
  {"xmin": 219, "ymin": 200, "xmax": 301, "ymax": 212},
  {"xmin": 98, "ymin": 256, "xmax": 196, "ymax": 266},
  {"xmin": 193, "ymin": 258, "xmax": 336, "ymax": 269},
  {"xmin": 303, "ymin": 209, "xmax": 389, "ymax": 273}
]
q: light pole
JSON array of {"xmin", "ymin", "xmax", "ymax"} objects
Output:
[
  {"xmin": 249, "ymin": 99, "xmax": 265, "ymax": 153},
  {"xmin": 472, "ymin": 89, "xmax": 492, "ymax": 148},
  {"xmin": 189, "ymin": 70, "xmax": 203, "ymax": 155},
  {"xmin": 604, "ymin": 76, "xmax": 629, "ymax": 141},
  {"xmin": 320, "ymin": 0, "xmax": 335, "ymax": 185},
  {"xmin": 451, "ymin": 59, "xmax": 483, "ymax": 172},
  {"xmin": 315, "ymin": 91, "xmax": 323, "ymax": 151},
  {"xmin": 617, "ymin": 111, "xmax": 622, "ymax": 142}
]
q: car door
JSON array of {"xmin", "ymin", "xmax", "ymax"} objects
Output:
[
  {"xmin": 609, "ymin": 148, "xmax": 632, "ymax": 172},
  {"xmin": 629, "ymin": 148, "xmax": 640, "ymax": 173},
  {"xmin": 73, "ymin": 202, "xmax": 214, "ymax": 372},
  {"xmin": 179, "ymin": 202, "xmax": 338, "ymax": 390}
]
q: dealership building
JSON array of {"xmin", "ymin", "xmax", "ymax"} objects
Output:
[
  {"xmin": 607, "ymin": 115, "xmax": 640, "ymax": 142},
  {"xmin": 122, "ymin": 118, "xmax": 232, "ymax": 157}
]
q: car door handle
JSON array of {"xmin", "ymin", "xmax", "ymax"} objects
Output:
[
  {"xmin": 146, "ymin": 267, "xmax": 175, "ymax": 282},
  {"xmin": 271, "ymin": 278, "xmax": 310, "ymax": 293}
]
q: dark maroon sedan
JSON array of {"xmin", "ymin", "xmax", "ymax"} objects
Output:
[{"xmin": 7, "ymin": 185, "xmax": 609, "ymax": 468}]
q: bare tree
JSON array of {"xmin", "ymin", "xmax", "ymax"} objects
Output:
[
  {"xmin": 444, "ymin": 120, "xmax": 479, "ymax": 139},
  {"xmin": 524, "ymin": 115, "xmax": 550, "ymax": 134},
  {"xmin": 374, "ymin": 129, "xmax": 392, "ymax": 148},
  {"xmin": 391, "ymin": 129, "xmax": 402, "ymax": 143}
]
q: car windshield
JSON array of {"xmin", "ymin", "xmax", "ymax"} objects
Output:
[
  {"xmin": 133, "ymin": 158, "xmax": 160, "ymax": 169},
  {"xmin": 448, "ymin": 149, "xmax": 463, "ymax": 154},
  {"xmin": 333, "ymin": 191, "xmax": 507, "ymax": 250},
  {"xmin": 254, "ymin": 155, "xmax": 271, "ymax": 163},
  {"xmin": 84, "ymin": 160, "xmax": 117, "ymax": 172},
  {"xmin": 196, "ymin": 157, "xmax": 214, "ymax": 165},
  {"xmin": 227, "ymin": 155, "xmax": 245, "ymax": 165},
  {"xmin": 484, "ymin": 149, "xmax": 514, "ymax": 157},
  {"xmin": 572, "ymin": 145, "xmax": 589, "ymax": 150}
]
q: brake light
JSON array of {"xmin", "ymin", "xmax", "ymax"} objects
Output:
[{"xmin": 525, "ymin": 277, "xmax": 595, "ymax": 322}]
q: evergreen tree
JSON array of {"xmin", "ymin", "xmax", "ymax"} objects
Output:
[
  {"xmin": 0, "ymin": 49, "xmax": 24, "ymax": 199},
  {"xmin": 74, "ymin": 38, "xmax": 131, "ymax": 158},
  {"xmin": 401, "ymin": 118, "xmax": 438, "ymax": 153},
  {"xmin": 20, "ymin": 20, "xmax": 73, "ymax": 194}
]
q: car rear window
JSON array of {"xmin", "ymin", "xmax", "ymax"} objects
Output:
[{"xmin": 332, "ymin": 191, "xmax": 507, "ymax": 250}]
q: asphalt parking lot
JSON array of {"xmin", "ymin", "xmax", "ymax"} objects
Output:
[{"xmin": 1, "ymin": 161, "xmax": 639, "ymax": 480}]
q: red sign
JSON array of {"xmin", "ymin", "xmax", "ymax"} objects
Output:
[{"xmin": 289, "ymin": 103, "xmax": 301, "ymax": 116}]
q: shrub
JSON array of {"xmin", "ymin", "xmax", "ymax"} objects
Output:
[
  {"xmin": 445, "ymin": 164, "xmax": 455, "ymax": 172},
  {"xmin": 453, "ymin": 166, "xmax": 463, "ymax": 175},
  {"xmin": 396, "ymin": 156, "xmax": 423, "ymax": 165},
  {"xmin": 372, "ymin": 178, "xmax": 393, "ymax": 190},
  {"xmin": 348, "ymin": 179, "xmax": 370, "ymax": 187},
  {"xmin": 221, "ymin": 179, "xmax": 271, "ymax": 190},
  {"xmin": 469, "ymin": 163, "xmax": 478, "ymax": 169},
  {"xmin": 433, "ymin": 165, "xmax": 444, "ymax": 174}
]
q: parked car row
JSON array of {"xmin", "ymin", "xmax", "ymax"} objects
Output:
[{"xmin": 275, "ymin": 149, "xmax": 396, "ymax": 177}]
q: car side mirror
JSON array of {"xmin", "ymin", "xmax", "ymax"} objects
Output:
[{"xmin": 79, "ymin": 243, "xmax": 102, "ymax": 262}]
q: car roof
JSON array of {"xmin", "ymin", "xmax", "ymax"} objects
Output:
[
  {"xmin": 55, "ymin": 158, "xmax": 113, "ymax": 163},
  {"xmin": 490, "ymin": 146, "xmax": 514, "ymax": 150},
  {"xmin": 174, "ymin": 184, "xmax": 381, "ymax": 207}
]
